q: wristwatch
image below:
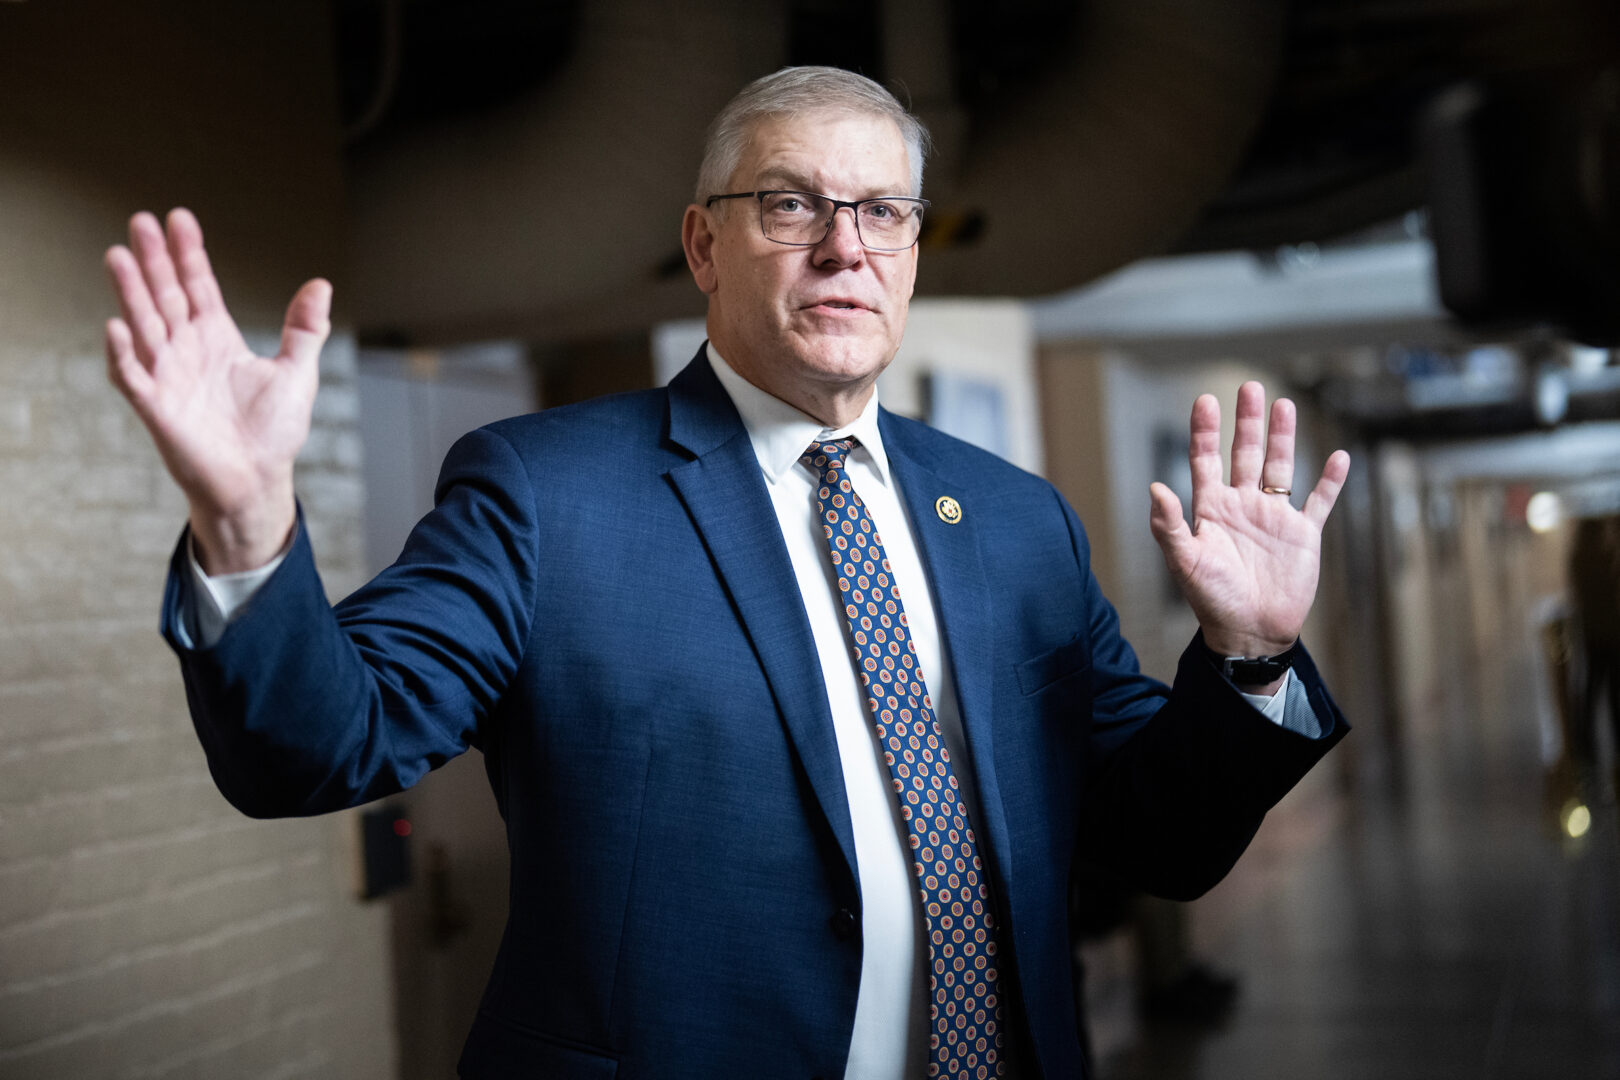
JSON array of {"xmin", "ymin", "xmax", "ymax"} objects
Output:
[{"xmin": 1205, "ymin": 639, "xmax": 1299, "ymax": 684}]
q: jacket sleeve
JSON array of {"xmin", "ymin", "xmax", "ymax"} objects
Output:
[
  {"xmin": 1058, "ymin": 493, "xmax": 1349, "ymax": 900},
  {"xmin": 160, "ymin": 426, "xmax": 540, "ymax": 818}
]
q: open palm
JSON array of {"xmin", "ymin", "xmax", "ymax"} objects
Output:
[
  {"xmin": 104, "ymin": 209, "xmax": 330, "ymax": 572},
  {"xmin": 1148, "ymin": 383, "xmax": 1350, "ymax": 661}
]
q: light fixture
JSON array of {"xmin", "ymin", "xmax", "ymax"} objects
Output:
[
  {"xmin": 1526, "ymin": 491, "xmax": 1563, "ymax": 533},
  {"xmin": 1561, "ymin": 799, "xmax": 1592, "ymax": 840}
]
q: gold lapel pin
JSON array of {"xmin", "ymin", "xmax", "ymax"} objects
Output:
[{"xmin": 935, "ymin": 496, "xmax": 963, "ymax": 524}]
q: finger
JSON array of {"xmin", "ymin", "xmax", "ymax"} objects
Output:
[
  {"xmin": 104, "ymin": 241, "xmax": 169, "ymax": 364},
  {"xmin": 1302, "ymin": 449, "xmax": 1352, "ymax": 529},
  {"xmin": 166, "ymin": 207, "xmax": 227, "ymax": 317},
  {"xmin": 1261, "ymin": 396, "xmax": 1296, "ymax": 494},
  {"xmin": 1148, "ymin": 481, "xmax": 1196, "ymax": 578},
  {"xmin": 1229, "ymin": 381, "xmax": 1265, "ymax": 487},
  {"xmin": 1187, "ymin": 393, "xmax": 1223, "ymax": 519},
  {"xmin": 279, "ymin": 278, "xmax": 333, "ymax": 369},
  {"xmin": 105, "ymin": 317, "xmax": 155, "ymax": 408},
  {"xmin": 130, "ymin": 210, "xmax": 192, "ymax": 331}
]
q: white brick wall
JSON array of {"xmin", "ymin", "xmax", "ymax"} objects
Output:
[{"xmin": 0, "ymin": 326, "xmax": 394, "ymax": 1080}]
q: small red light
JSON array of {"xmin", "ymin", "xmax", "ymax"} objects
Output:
[{"xmin": 392, "ymin": 818, "xmax": 412, "ymax": 838}]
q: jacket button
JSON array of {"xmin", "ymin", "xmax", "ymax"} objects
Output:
[{"xmin": 831, "ymin": 907, "xmax": 857, "ymax": 940}]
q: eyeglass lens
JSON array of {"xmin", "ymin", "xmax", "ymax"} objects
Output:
[{"xmin": 759, "ymin": 192, "xmax": 923, "ymax": 250}]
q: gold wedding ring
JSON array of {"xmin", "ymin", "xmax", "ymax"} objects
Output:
[{"xmin": 1261, "ymin": 485, "xmax": 1292, "ymax": 496}]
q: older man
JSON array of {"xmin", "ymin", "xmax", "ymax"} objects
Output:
[{"xmin": 105, "ymin": 67, "xmax": 1349, "ymax": 1080}]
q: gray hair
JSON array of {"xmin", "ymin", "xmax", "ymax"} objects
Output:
[{"xmin": 695, "ymin": 66, "xmax": 931, "ymax": 203}]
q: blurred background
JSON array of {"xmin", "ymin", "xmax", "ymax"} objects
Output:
[{"xmin": 2, "ymin": 0, "xmax": 1619, "ymax": 1077}]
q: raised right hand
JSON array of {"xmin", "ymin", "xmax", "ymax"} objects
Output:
[{"xmin": 105, "ymin": 208, "xmax": 330, "ymax": 574}]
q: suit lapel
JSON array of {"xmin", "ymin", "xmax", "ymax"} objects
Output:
[
  {"xmin": 663, "ymin": 353, "xmax": 858, "ymax": 880},
  {"xmin": 880, "ymin": 412, "xmax": 1016, "ymax": 903}
]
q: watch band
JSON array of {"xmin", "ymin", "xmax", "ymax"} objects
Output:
[{"xmin": 1205, "ymin": 639, "xmax": 1299, "ymax": 684}]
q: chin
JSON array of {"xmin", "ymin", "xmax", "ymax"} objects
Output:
[
  {"xmin": 801, "ymin": 350, "xmax": 889, "ymax": 387},
  {"xmin": 792, "ymin": 332, "xmax": 893, "ymax": 381}
]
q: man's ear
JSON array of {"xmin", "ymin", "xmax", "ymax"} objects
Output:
[{"xmin": 682, "ymin": 205, "xmax": 719, "ymax": 295}]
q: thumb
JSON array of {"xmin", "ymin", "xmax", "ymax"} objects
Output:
[
  {"xmin": 279, "ymin": 277, "xmax": 332, "ymax": 368},
  {"xmin": 1148, "ymin": 482, "xmax": 1196, "ymax": 575}
]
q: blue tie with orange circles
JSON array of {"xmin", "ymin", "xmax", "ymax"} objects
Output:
[{"xmin": 802, "ymin": 438, "xmax": 1005, "ymax": 1080}]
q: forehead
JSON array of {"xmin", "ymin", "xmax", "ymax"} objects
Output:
[{"xmin": 731, "ymin": 111, "xmax": 912, "ymax": 197}]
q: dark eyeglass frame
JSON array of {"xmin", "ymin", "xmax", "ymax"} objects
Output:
[{"xmin": 705, "ymin": 189, "xmax": 930, "ymax": 251}]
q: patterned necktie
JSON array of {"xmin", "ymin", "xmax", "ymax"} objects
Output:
[{"xmin": 802, "ymin": 438, "xmax": 1005, "ymax": 1080}]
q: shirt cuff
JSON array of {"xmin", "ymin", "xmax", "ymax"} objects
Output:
[
  {"xmin": 184, "ymin": 531, "xmax": 293, "ymax": 648},
  {"xmin": 1239, "ymin": 669, "xmax": 1323, "ymax": 738}
]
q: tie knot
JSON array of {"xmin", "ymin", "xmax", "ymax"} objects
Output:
[{"xmin": 802, "ymin": 438, "xmax": 858, "ymax": 476}]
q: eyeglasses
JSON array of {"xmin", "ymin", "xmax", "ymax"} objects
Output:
[{"xmin": 705, "ymin": 190, "xmax": 929, "ymax": 251}]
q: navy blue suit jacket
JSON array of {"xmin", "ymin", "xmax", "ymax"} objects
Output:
[{"xmin": 162, "ymin": 351, "xmax": 1346, "ymax": 1078}]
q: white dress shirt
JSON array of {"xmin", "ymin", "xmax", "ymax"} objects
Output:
[{"xmin": 188, "ymin": 346, "xmax": 1310, "ymax": 1078}]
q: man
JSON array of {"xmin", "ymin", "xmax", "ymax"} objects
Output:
[
  {"xmin": 1569, "ymin": 514, "xmax": 1620, "ymax": 805},
  {"xmin": 105, "ymin": 67, "xmax": 1350, "ymax": 1079}
]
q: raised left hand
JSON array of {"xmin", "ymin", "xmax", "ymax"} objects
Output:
[{"xmin": 1148, "ymin": 381, "xmax": 1351, "ymax": 663}]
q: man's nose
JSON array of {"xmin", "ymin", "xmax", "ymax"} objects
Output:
[{"xmin": 813, "ymin": 206, "xmax": 866, "ymax": 265}]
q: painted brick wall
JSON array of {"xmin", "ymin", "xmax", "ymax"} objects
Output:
[{"xmin": 0, "ymin": 5, "xmax": 394, "ymax": 1078}]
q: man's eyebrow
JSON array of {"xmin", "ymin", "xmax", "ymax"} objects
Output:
[
  {"xmin": 753, "ymin": 168, "xmax": 815, "ymax": 191},
  {"xmin": 753, "ymin": 170, "xmax": 908, "ymax": 199}
]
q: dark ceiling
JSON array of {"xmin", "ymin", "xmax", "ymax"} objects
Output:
[
  {"xmin": 335, "ymin": 0, "xmax": 1616, "ymax": 241},
  {"xmin": 330, "ymin": 0, "xmax": 1619, "ymax": 343}
]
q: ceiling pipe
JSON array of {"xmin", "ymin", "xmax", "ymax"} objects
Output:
[{"xmin": 911, "ymin": 0, "xmax": 1285, "ymax": 297}]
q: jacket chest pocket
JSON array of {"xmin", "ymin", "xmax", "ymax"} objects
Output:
[{"xmin": 1015, "ymin": 634, "xmax": 1092, "ymax": 698}]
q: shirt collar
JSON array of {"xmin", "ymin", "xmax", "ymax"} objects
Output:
[{"xmin": 706, "ymin": 342, "xmax": 892, "ymax": 487}]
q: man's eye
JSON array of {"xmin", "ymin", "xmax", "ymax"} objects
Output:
[
  {"xmin": 765, "ymin": 194, "xmax": 817, "ymax": 215},
  {"xmin": 865, "ymin": 202, "xmax": 896, "ymax": 220}
]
